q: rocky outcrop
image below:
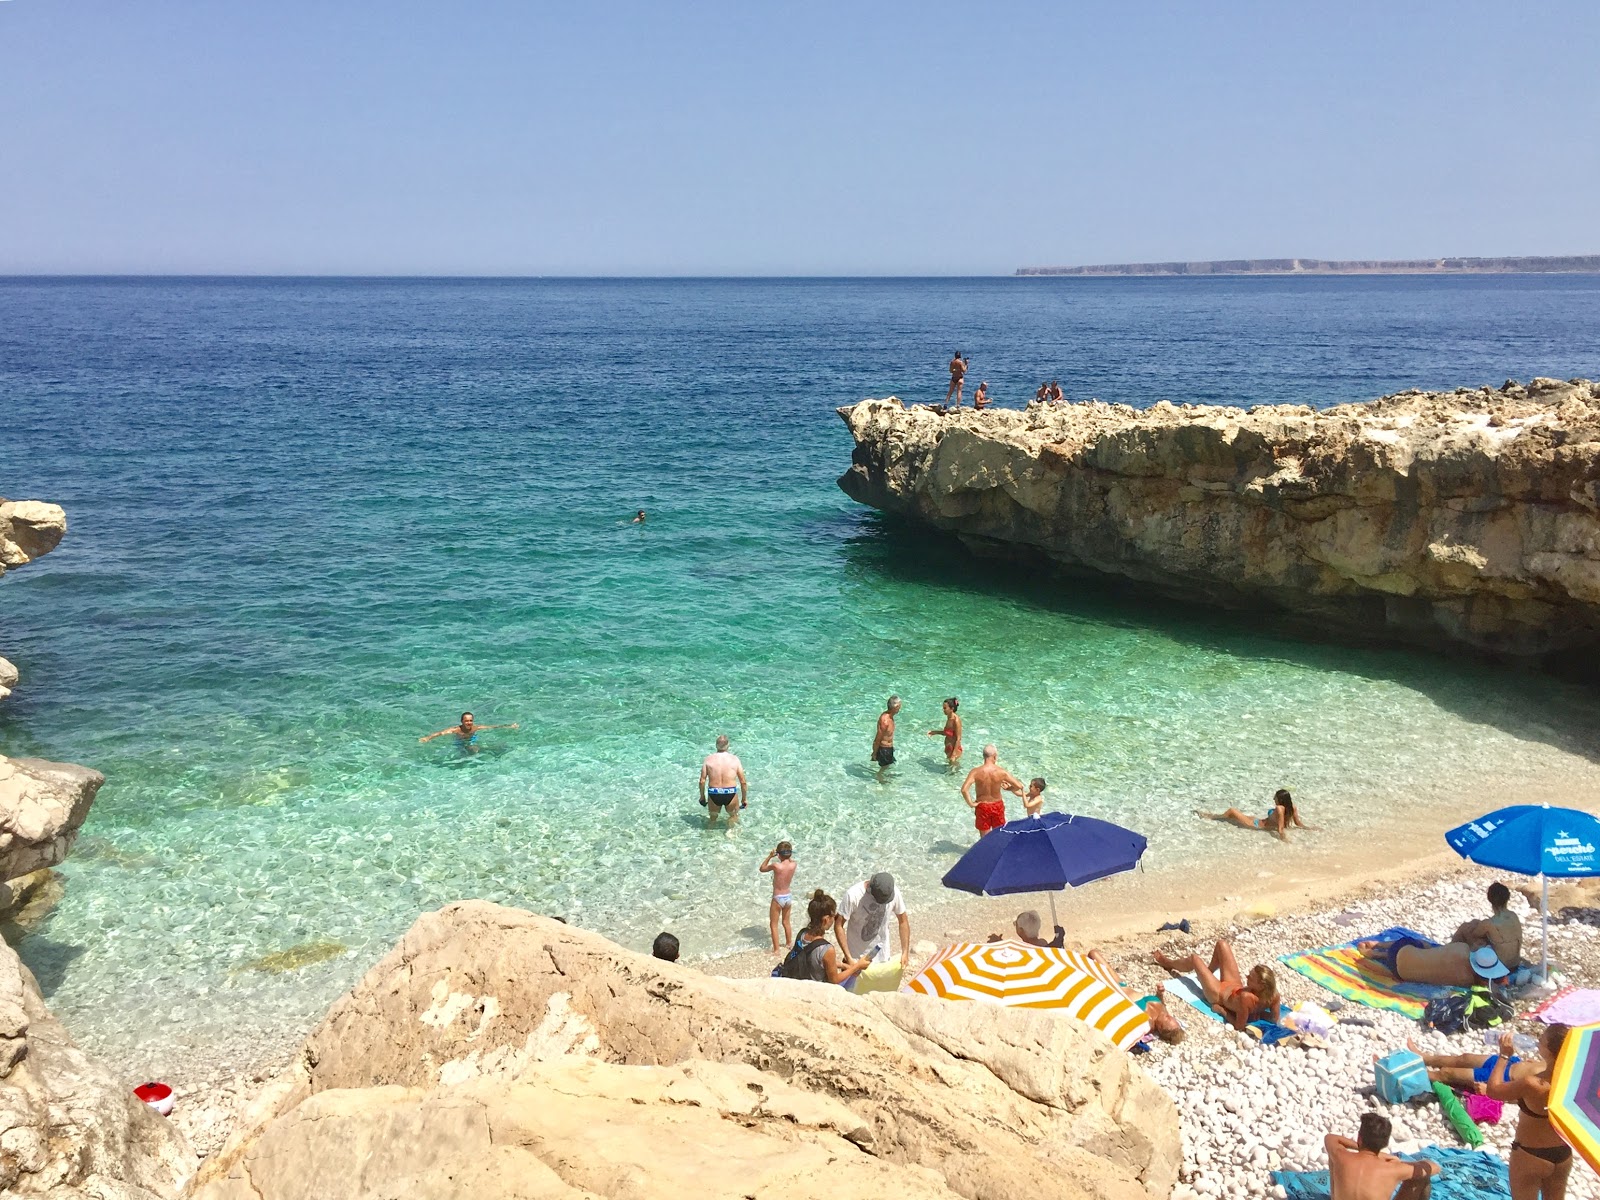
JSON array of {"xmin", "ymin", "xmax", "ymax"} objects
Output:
[
  {"xmin": 196, "ymin": 902, "xmax": 1180, "ymax": 1199},
  {"xmin": 0, "ymin": 938, "xmax": 194, "ymax": 1197},
  {"xmin": 838, "ymin": 378, "xmax": 1600, "ymax": 669},
  {"xmin": 0, "ymin": 757, "xmax": 103, "ymax": 888},
  {"xmin": 0, "ymin": 499, "xmax": 67, "ymax": 702}
]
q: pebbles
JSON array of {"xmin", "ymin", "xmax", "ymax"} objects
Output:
[{"xmin": 1123, "ymin": 866, "xmax": 1600, "ymax": 1198}]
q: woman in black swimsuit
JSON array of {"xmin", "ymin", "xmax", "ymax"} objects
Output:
[{"xmin": 1487, "ymin": 1022, "xmax": 1573, "ymax": 1200}]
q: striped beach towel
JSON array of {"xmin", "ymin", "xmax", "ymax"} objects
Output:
[{"xmin": 1279, "ymin": 926, "xmax": 1455, "ymax": 1019}]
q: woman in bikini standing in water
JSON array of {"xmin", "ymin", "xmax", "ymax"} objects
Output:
[
  {"xmin": 1486, "ymin": 1022, "xmax": 1573, "ymax": 1200},
  {"xmin": 1196, "ymin": 789, "xmax": 1312, "ymax": 843},
  {"xmin": 927, "ymin": 697, "xmax": 963, "ymax": 770},
  {"xmin": 1152, "ymin": 939, "xmax": 1280, "ymax": 1032}
]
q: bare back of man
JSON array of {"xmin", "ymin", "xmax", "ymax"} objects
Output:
[
  {"xmin": 1328, "ymin": 1145, "xmax": 1433, "ymax": 1199},
  {"xmin": 700, "ymin": 736, "xmax": 747, "ymax": 828},
  {"xmin": 960, "ymin": 746, "xmax": 1024, "ymax": 835}
]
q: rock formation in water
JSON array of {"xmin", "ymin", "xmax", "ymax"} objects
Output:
[
  {"xmin": 0, "ymin": 937, "xmax": 194, "ymax": 1197},
  {"xmin": 195, "ymin": 902, "xmax": 1180, "ymax": 1199},
  {"xmin": 0, "ymin": 757, "xmax": 103, "ymax": 891},
  {"xmin": 837, "ymin": 378, "xmax": 1600, "ymax": 669},
  {"xmin": 0, "ymin": 499, "xmax": 67, "ymax": 702}
]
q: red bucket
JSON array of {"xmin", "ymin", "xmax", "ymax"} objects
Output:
[{"xmin": 134, "ymin": 1082, "xmax": 174, "ymax": 1116}]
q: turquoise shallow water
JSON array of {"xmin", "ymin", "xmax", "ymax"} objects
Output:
[{"xmin": 3, "ymin": 275, "xmax": 1600, "ymax": 1064}]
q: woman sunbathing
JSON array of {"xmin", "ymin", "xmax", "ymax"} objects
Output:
[
  {"xmin": 1087, "ymin": 949, "xmax": 1184, "ymax": 1044},
  {"xmin": 1153, "ymin": 939, "xmax": 1280, "ymax": 1031},
  {"xmin": 1196, "ymin": 789, "xmax": 1311, "ymax": 842}
]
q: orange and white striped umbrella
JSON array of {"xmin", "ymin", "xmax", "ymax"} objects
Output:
[{"xmin": 904, "ymin": 941, "xmax": 1150, "ymax": 1051}]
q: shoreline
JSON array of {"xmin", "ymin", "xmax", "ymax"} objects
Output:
[{"xmin": 700, "ymin": 767, "xmax": 1595, "ymax": 982}]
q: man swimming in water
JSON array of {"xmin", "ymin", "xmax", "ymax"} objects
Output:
[
  {"xmin": 699, "ymin": 735, "xmax": 748, "ymax": 828},
  {"xmin": 632, "ymin": 510, "xmax": 646, "ymax": 524},
  {"xmin": 960, "ymin": 744, "xmax": 1025, "ymax": 836},
  {"xmin": 419, "ymin": 712, "xmax": 519, "ymax": 752},
  {"xmin": 871, "ymin": 696, "xmax": 900, "ymax": 777}
]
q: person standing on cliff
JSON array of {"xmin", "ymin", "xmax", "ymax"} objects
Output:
[
  {"xmin": 871, "ymin": 696, "xmax": 900, "ymax": 777},
  {"xmin": 944, "ymin": 352, "xmax": 968, "ymax": 408},
  {"xmin": 960, "ymin": 744, "xmax": 1025, "ymax": 836}
]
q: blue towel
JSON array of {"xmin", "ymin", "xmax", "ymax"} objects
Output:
[
  {"xmin": 1248, "ymin": 1020, "xmax": 1298, "ymax": 1046},
  {"xmin": 1272, "ymin": 1146, "xmax": 1509, "ymax": 1200}
]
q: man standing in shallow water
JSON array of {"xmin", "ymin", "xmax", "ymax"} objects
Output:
[
  {"xmin": 699, "ymin": 735, "xmax": 747, "ymax": 828},
  {"xmin": 871, "ymin": 696, "xmax": 900, "ymax": 777},
  {"xmin": 961, "ymin": 744, "xmax": 1025, "ymax": 836}
]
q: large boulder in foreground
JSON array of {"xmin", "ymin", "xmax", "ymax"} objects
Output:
[
  {"xmin": 838, "ymin": 378, "xmax": 1600, "ymax": 670},
  {"xmin": 0, "ymin": 757, "xmax": 103, "ymax": 886},
  {"xmin": 0, "ymin": 938, "xmax": 194, "ymax": 1197},
  {"xmin": 196, "ymin": 902, "xmax": 1179, "ymax": 1199}
]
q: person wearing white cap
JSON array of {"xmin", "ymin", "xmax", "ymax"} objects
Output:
[{"xmin": 834, "ymin": 872, "xmax": 911, "ymax": 971}]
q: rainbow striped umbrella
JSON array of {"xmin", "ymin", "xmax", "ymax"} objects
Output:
[
  {"xmin": 903, "ymin": 941, "xmax": 1150, "ymax": 1051},
  {"xmin": 1549, "ymin": 1022, "xmax": 1600, "ymax": 1175}
]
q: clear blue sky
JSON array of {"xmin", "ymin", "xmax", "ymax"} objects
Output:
[{"xmin": 3, "ymin": 2, "xmax": 1596, "ymax": 274}]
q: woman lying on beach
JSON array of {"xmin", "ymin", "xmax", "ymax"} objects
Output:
[
  {"xmin": 1087, "ymin": 949, "xmax": 1185, "ymax": 1044},
  {"xmin": 1153, "ymin": 939, "xmax": 1280, "ymax": 1031},
  {"xmin": 1196, "ymin": 789, "xmax": 1311, "ymax": 842},
  {"xmin": 1482, "ymin": 1024, "xmax": 1573, "ymax": 1200}
]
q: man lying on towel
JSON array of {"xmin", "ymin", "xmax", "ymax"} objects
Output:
[{"xmin": 1356, "ymin": 883, "xmax": 1521, "ymax": 986}]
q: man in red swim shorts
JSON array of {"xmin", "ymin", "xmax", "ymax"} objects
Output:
[{"xmin": 960, "ymin": 745, "xmax": 1025, "ymax": 837}]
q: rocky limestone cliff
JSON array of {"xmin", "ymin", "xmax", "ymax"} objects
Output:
[
  {"xmin": 0, "ymin": 937, "xmax": 194, "ymax": 1197},
  {"xmin": 196, "ymin": 902, "xmax": 1180, "ymax": 1199},
  {"xmin": 0, "ymin": 757, "xmax": 103, "ymax": 890},
  {"xmin": 838, "ymin": 378, "xmax": 1600, "ymax": 669},
  {"xmin": 0, "ymin": 499, "xmax": 67, "ymax": 702}
]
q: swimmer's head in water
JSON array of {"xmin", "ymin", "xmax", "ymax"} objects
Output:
[
  {"xmin": 715, "ymin": 734, "xmax": 730, "ymax": 752},
  {"xmin": 461, "ymin": 712, "xmax": 474, "ymax": 726}
]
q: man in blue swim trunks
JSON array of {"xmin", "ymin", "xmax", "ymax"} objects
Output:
[
  {"xmin": 419, "ymin": 712, "xmax": 519, "ymax": 753},
  {"xmin": 699, "ymin": 735, "xmax": 748, "ymax": 829}
]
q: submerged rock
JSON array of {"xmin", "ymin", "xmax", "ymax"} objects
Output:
[
  {"xmin": 837, "ymin": 379, "xmax": 1600, "ymax": 670},
  {"xmin": 242, "ymin": 941, "xmax": 349, "ymax": 973},
  {"xmin": 196, "ymin": 902, "xmax": 1180, "ymax": 1199}
]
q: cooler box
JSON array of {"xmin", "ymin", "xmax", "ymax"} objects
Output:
[{"xmin": 1374, "ymin": 1050, "xmax": 1431, "ymax": 1104}]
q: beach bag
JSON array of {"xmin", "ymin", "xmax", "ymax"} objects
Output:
[
  {"xmin": 1464, "ymin": 985, "xmax": 1514, "ymax": 1030},
  {"xmin": 1374, "ymin": 1050, "xmax": 1432, "ymax": 1104},
  {"xmin": 1423, "ymin": 992, "xmax": 1471, "ymax": 1034},
  {"xmin": 773, "ymin": 937, "xmax": 830, "ymax": 982}
]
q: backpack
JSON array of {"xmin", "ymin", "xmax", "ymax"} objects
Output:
[
  {"xmin": 772, "ymin": 936, "xmax": 830, "ymax": 982},
  {"xmin": 1423, "ymin": 985, "xmax": 1512, "ymax": 1034}
]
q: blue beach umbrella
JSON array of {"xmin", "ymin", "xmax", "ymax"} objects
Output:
[
  {"xmin": 942, "ymin": 811, "xmax": 1148, "ymax": 929},
  {"xmin": 1445, "ymin": 804, "xmax": 1600, "ymax": 978}
]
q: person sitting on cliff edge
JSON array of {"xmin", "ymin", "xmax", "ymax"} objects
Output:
[{"xmin": 973, "ymin": 381, "xmax": 992, "ymax": 410}]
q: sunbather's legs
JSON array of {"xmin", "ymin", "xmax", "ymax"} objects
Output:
[
  {"xmin": 1210, "ymin": 939, "xmax": 1243, "ymax": 990},
  {"xmin": 1153, "ymin": 949, "xmax": 1223, "ymax": 1006}
]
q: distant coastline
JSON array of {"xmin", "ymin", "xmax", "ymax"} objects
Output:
[{"xmin": 1016, "ymin": 254, "xmax": 1600, "ymax": 277}]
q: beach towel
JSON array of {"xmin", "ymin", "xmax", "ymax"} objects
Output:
[
  {"xmin": 1272, "ymin": 1145, "xmax": 1509, "ymax": 1200},
  {"xmin": 1279, "ymin": 926, "xmax": 1455, "ymax": 1020},
  {"xmin": 1166, "ymin": 972, "xmax": 1225, "ymax": 1022},
  {"xmin": 1528, "ymin": 985, "xmax": 1600, "ymax": 1026}
]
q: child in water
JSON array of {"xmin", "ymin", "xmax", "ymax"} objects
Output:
[{"xmin": 760, "ymin": 841, "xmax": 798, "ymax": 953}]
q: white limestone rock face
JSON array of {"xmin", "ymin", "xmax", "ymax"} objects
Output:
[
  {"xmin": 837, "ymin": 379, "xmax": 1600, "ymax": 669},
  {"xmin": 0, "ymin": 938, "xmax": 195, "ymax": 1197},
  {"xmin": 0, "ymin": 756, "xmax": 104, "ymax": 884},
  {"xmin": 0, "ymin": 498, "xmax": 67, "ymax": 702},
  {"xmin": 195, "ymin": 902, "xmax": 1182, "ymax": 1200}
]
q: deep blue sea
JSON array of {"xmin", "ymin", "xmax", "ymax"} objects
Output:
[{"xmin": 3, "ymin": 275, "xmax": 1600, "ymax": 1065}]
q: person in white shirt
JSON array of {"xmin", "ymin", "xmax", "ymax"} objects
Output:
[{"xmin": 834, "ymin": 872, "xmax": 910, "ymax": 972}]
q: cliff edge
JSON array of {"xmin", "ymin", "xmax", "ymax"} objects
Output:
[
  {"xmin": 837, "ymin": 378, "xmax": 1600, "ymax": 669},
  {"xmin": 0, "ymin": 499, "xmax": 67, "ymax": 702}
]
